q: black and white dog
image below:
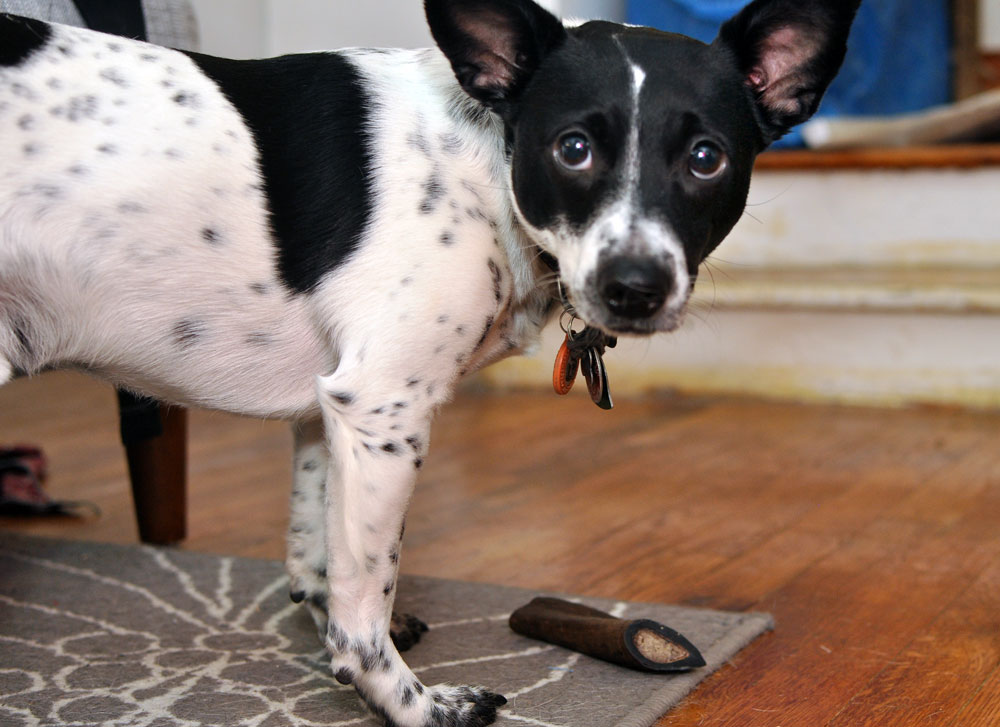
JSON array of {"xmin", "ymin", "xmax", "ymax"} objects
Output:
[{"xmin": 0, "ymin": 0, "xmax": 859, "ymax": 724}]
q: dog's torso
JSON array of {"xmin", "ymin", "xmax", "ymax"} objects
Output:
[{"xmin": 0, "ymin": 20, "xmax": 553, "ymax": 417}]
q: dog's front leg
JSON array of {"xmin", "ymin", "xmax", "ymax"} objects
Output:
[
  {"xmin": 287, "ymin": 418, "xmax": 429, "ymax": 651},
  {"xmin": 313, "ymin": 360, "xmax": 506, "ymax": 727}
]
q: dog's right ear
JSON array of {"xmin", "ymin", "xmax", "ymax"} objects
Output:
[{"xmin": 425, "ymin": 0, "xmax": 567, "ymax": 118}]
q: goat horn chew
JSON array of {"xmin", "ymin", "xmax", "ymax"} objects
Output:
[{"xmin": 508, "ymin": 597, "xmax": 705, "ymax": 672}]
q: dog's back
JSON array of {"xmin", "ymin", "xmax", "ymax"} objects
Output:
[{"xmin": 0, "ymin": 13, "xmax": 535, "ymax": 417}]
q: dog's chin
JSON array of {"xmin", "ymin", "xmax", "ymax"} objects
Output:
[
  {"xmin": 571, "ymin": 297, "xmax": 688, "ymax": 337},
  {"xmin": 601, "ymin": 314, "xmax": 685, "ymax": 337}
]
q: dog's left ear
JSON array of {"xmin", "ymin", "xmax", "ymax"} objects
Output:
[
  {"xmin": 715, "ymin": 0, "xmax": 861, "ymax": 145},
  {"xmin": 425, "ymin": 0, "xmax": 567, "ymax": 118}
]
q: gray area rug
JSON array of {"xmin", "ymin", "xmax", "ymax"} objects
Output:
[{"xmin": 0, "ymin": 533, "xmax": 773, "ymax": 727}]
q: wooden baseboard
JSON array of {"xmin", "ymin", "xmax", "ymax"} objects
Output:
[
  {"xmin": 480, "ymin": 308, "xmax": 1000, "ymax": 409},
  {"xmin": 757, "ymin": 143, "xmax": 1000, "ymax": 170},
  {"xmin": 694, "ymin": 265, "xmax": 1000, "ymax": 314}
]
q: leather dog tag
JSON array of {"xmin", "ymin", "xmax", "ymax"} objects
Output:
[{"xmin": 553, "ymin": 334, "xmax": 580, "ymax": 396}]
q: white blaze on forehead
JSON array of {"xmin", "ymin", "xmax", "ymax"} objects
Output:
[
  {"xmin": 631, "ymin": 64, "xmax": 646, "ymax": 98},
  {"xmin": 611, "ymin": 33, "xmax": 645, "ymax": 209},
  {"xmin": 623, "ymin": 59, "xmax": 644, "ymax": 192}
]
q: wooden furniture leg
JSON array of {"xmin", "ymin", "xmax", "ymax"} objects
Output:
[{"xmin": 117, "ymin": 391, "xmax": 188, "ymax": 545}]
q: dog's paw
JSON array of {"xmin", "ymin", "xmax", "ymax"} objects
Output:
[
  {"xmin": 390, "ymin": 612, "xmax": 428, "ymax": 652},
  {"xmin": 423, "ymin": 685, "xmax": 507, "ymax": 727}
]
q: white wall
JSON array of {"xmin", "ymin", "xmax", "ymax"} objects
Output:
[
  {"xmin": 264, "ymin": 0, "xmax": 434, "ymax": 55},
  {"xmin": 546, "ymin": 0, "xmax": 625, "ymax": 21},
  {"xmin": 187, "ymin": 0, "xmax": 266, "ymax": 57},
  {"xmin": 982, "ymin": 0, "xmax": 1000, "ymax": 51},
  {"xmin": 188, "ymin": 0, "xmax": 625, "ymax": 58}
]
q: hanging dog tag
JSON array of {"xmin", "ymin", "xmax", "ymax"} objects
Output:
[
  {"xmin": 581, "ymin": 347, "xmax": 613, "ymax": 410},
  {"xmin": 552, "ymin": 325, "xmax": 615, "ymax": 409},
  {"xmin": 553, "ymin": 334, "xmax": 580, "ymax": 396}
]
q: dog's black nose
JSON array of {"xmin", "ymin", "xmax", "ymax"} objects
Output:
[{"xmin": 597, "ymin": 256, "xmax": 673, "ymax": 319}]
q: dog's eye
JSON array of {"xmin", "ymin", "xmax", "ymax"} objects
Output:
[
  {"xmin": 689, "ymin": 141, "xmax": 727, "ymax": 180},
  {"xmin": 554, "ymin": 133, "xmax": 593, "ymax": 171}
]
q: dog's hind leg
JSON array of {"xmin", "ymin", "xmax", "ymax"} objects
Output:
[
  {"xmin": 0, "ymin": 356, "xmax": 11, "ymax": 385},
  {"xmin": 313, "ymin": 347, "xmax": 505, "ymax": 726},
  {"xmin": 287, "ymin": 418, "xmax": 333, "ymax": 630}
]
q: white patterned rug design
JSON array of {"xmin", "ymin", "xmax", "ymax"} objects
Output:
[{"xmin": 0, "ymin": 534, "xmax": 772, "ymax": 727}]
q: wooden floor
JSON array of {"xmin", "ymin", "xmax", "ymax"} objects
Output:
[{"xmin": 2, "ymin": 371, "xmax": 999, "ymax": 726}]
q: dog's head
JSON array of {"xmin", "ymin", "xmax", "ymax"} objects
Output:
[{"xmin": 426, "ymin": 0, "xmax": 859, "ymax": 335}]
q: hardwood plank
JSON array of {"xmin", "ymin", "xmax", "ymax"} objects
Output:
[
  {"xmin": 657, "ymin": 420, "xmax": 1000, "ymax": 727},
  {"xmin": 829, "ymin": 552, "xmax": 1000, "ymax": 726},
  {"xmin": 659, "ymin": 524, "xmax": 1000, "ymax": 727},
  {"xmin": 953, "ymin": 653, "xmax": 1000, "ymax": 726}
]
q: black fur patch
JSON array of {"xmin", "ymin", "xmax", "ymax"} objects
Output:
[
  {"xmin": 406, "ymin": 128, "xmax": 431, "ymax": 156},
  {"xmin": 98, "ymin": 68, "xmax": 128, "ymax": 88},
  {"xmin": 244, "ymin": 332, "xmax": 273, "ymax": 346},
  {"xmin": 419, "ymin": 170, "xmax": 446, "ymax": 215},
  {"xmin": 11, "ymin": 316, "xmax": 33, "ymax": 359},
  {"xmin": 474, "ymin": 317, "xmax": 494, "ymax": 350},
  {"xmin": 331, "ymin": 391, "xmax": 354, "ymax": 406},
  {"xmin": 309, "ymin": 591, "xmax": 328, "ymax": 612},
  {"xmin": 0, "ymin": 14, "xmax": 52, "ymax": 67},
  {"xmin": 327, "ymin": 623, "xmax": 349, "ymax": 653},
  {"xmin": 359, "ymin": 640, "xmax": 390, "ymax": 672},
  {"xmin": 187, "ymin": 51, "xmax": 376, "ymax": 294},
  {"xmin": 172, "ymin": 319, "xmax": 205, "ymax": 349},
  {"xmin": 400, "ymin": 683, "xmax": 415, "ymax": 707},
  {"xmin": 488, "ymin": 259, "xmax": 503, "ymax": 302}
]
